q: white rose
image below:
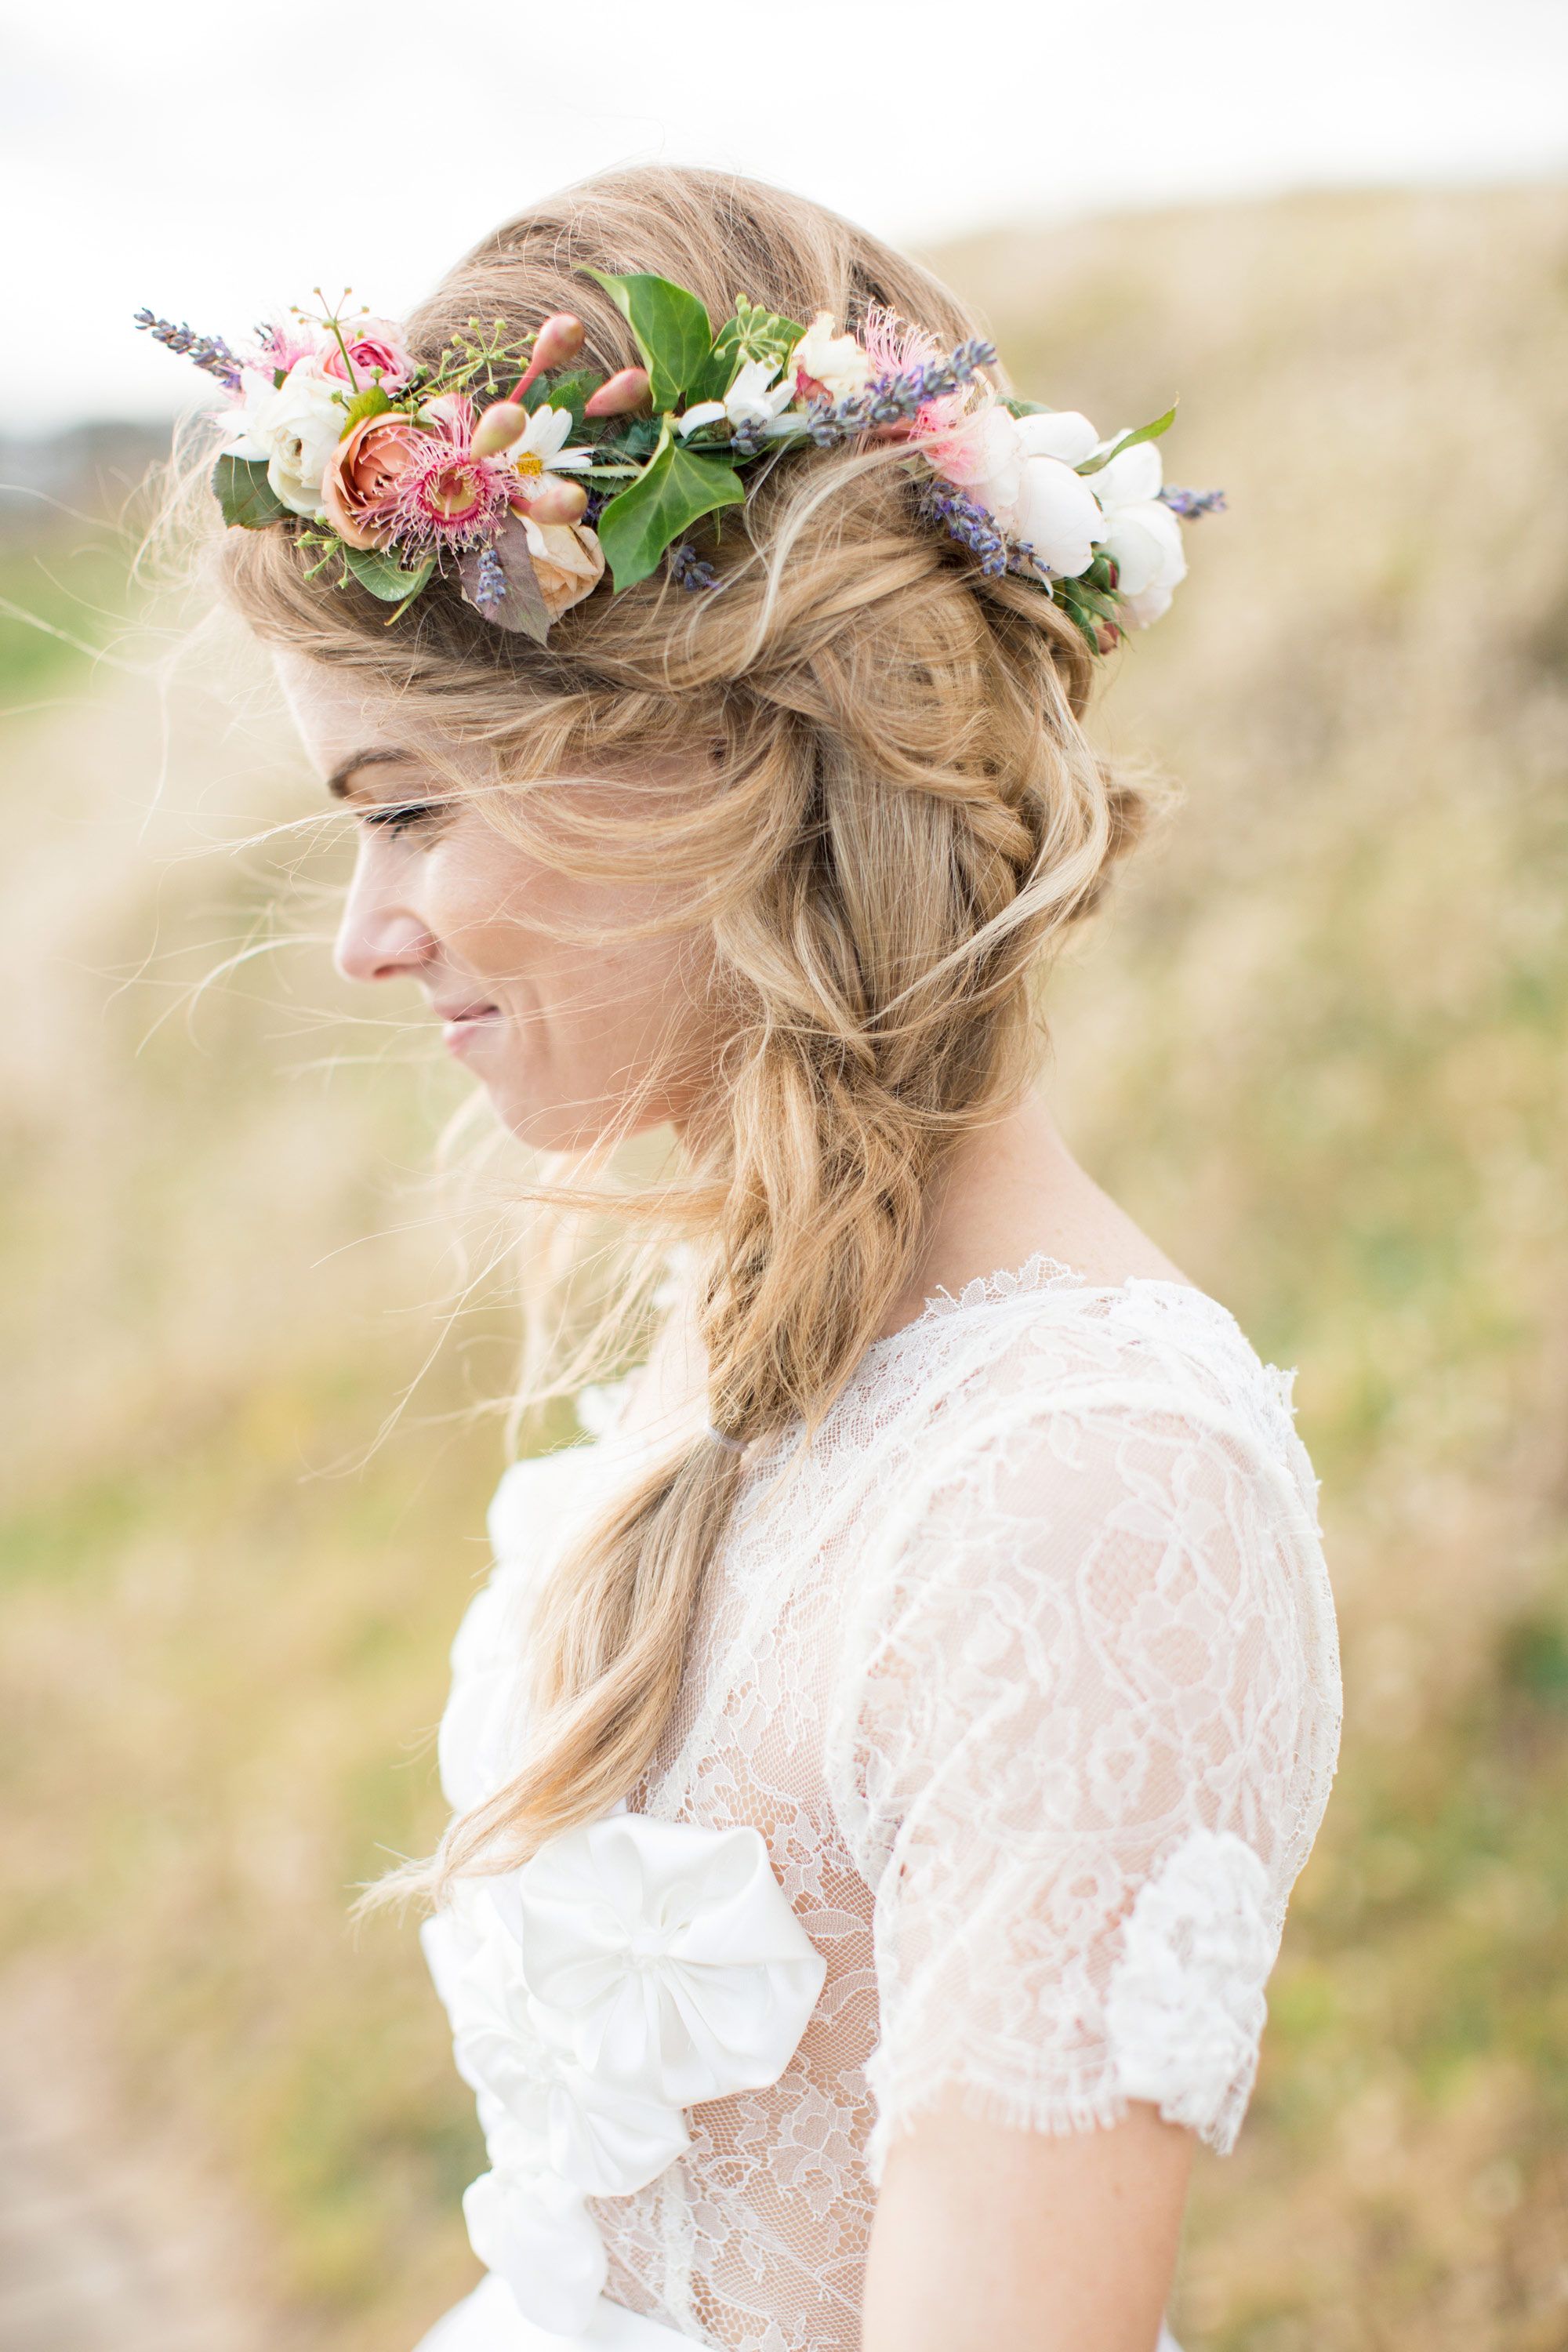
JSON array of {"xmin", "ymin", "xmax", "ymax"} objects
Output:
[
  {"xmin": 227, "ymin": 361, "xmax": 346, "ymax": 518},
  {"xmin": 967, "ymin": 408, "xmax": 1104, "ymax": 579},
  {"xmin": 789, "ymin": 311, "xmax": 872, "ymax": 403},
  {"xmin": 1087, "ymin": 436, "xmax": 1187, "ymax": 624}
]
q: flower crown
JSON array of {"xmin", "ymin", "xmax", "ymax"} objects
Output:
[{"xmin": 137, "ymin": 272, "xmax": 1223, "ymax": 649}]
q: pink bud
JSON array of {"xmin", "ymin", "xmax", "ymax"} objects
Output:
[
  {"xmin": 532, "ymin": 312, "xmax": 586, "ymax": 371},
  {"xmin": 510, "ymin": 313, "xmax": 587, "ymax": 401},
  {"xmin": 471, "ymin": 401, "xmax": 528, "ymax": 457},
  {"xmin": 583, "ymin": 368, "xmax": 652, "ymax": 418},
  {"xmin": 514, "ymin": 476, "xmax": 590, "ymax": 524}
]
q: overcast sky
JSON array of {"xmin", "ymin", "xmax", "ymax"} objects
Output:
[{"xmin": 2, "ymin": 0, "xmax": 1565, "ymax": 432}]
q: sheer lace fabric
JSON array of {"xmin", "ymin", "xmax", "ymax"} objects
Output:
[{"xmin": 437, "ymin": 1259, "xmax": 1341, "ymax": 2352}]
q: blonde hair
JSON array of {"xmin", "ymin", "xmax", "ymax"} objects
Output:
[{"xmin": 206, "ymin": 165, "xmax": 1161, "ymax": 1898}]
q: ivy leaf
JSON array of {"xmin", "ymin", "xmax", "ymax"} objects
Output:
[
  {"xmin": 456, "ymin": 516, "xmax": 552, "ymax": 642},
  {"xmin": 1076, "ymin": 404, "xmax": 1178, "ymax": 477},
  {"xmin": 581, "ymin": 268, "xmax": 713, "ymax": 411},
  {"xmin": 211, "ymin": 455, "xmax": 286, "ymax": 529},
  {"xmin": 340, "ymin": 383, "xmax": 394, "ymax": 431},
  {"xmin": 343, "ymin": 545, "xmax": 436, "ymax": 604},
  {"xmin": 595, "ymin": 432, "xmax": 746, "ymax": 590}
]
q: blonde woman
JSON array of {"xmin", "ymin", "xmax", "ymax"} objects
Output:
[{"xmin": 185, "ymin": 167, "xmax": 1339, "ymax": 2352}]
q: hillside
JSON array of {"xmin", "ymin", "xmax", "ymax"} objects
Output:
[{"xmin": 1, "ymin": 182, "xmax": 1566, "ymax": 2350}]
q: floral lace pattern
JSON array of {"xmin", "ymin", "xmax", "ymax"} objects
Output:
[{"xmin": 430, "ymin": 1260, "xmax": 1341, "ymax": 2351}]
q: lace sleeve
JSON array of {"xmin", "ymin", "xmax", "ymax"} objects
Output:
[{"xmin": 827, "ymin": 1377, "xmax": 1338, "ymax": 2179}]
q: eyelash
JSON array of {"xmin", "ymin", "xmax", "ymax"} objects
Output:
[{"xmin": 362, "ymin": 802, "xmax": 439, "ymax": 837}]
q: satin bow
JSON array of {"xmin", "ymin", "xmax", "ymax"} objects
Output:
[
  {"xmin": 423, "ymin": 1813, "xmax": 825, "ymax": 2336},
  {"xmin": 495, "ymin": 1813, "xmax": 827, "ymax": 2107}
]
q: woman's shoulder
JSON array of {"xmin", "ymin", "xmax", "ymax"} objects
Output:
[{"xmin": 847, "ymin": 1253, "xmax": 1319, "ymax": 1518}]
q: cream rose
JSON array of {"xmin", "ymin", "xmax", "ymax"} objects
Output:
[
  {"xmin": 1086, "ymin": 437, "xmax": 1187, "ymax": 626},
  {"xmin": 521, "ymin": 519, "xmax": 606, "ymax": 620},
  {"xmin": 933, "ymin": 405, "xmax": 1105, "ymax": 580},
  {"xmin": 226, "ymin": 360, "xmax": 346, "ymax": 518}
]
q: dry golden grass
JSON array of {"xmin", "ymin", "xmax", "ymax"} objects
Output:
[{"xmin": 2, "ymin": 182, "xmax": 1565, "ymax": 2349}]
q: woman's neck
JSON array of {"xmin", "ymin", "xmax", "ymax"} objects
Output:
[{"xmin": 872, "ymin": 1090, "xmax": 1193, "ymax": 1343}]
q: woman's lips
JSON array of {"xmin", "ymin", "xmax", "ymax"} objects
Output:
[{"xmin": 442, "ymin": 1004, "xmax": 500, "ymax": 1055}]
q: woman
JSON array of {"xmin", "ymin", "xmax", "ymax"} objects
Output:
[{"xmin": 174, "ymin": 165, "xmax": 1340, "ymax": 2352}]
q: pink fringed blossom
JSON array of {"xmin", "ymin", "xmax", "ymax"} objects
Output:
[
  {"xmin": 859, "ymin": 303, "xmax": 941, "ymax": 382},
  {"xmin": 252, "ymin": 321, "xmax": 318, "ymax": 376},
  {"xmin": 388, "ymin": 399, "xmax": 517, "ymax": 554}
]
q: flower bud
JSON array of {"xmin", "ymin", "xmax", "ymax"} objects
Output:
[
  {"xmin": 532, "ymin": 313, "xmax": 586, "ymax": 372},
  {"xmin": 516, "ymin": 475, "xmax": 590, "ymax": 524},
  {"xmin": 471, "ymin": 401, "xmax": 528, "ymax": 457},
  {"xmin": 510, "ymin": 314, "xmax": 587, "ymax": 401},
  {"xmin": 584, "ymin": 368, "xmax": 652, "ymax": 418}
]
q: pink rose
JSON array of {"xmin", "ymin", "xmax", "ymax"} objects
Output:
[
  {"xmin": 318, "ymin": 317, "xmax": 417, "ymax": 393},
  {"xmin": 322, "ymin": 413, "xmax": 429, "ymax": 549}
]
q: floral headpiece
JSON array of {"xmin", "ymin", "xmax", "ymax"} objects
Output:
[{"xmin": 137, "ymin": 273, "xmax": 1222, "ymax": 649}]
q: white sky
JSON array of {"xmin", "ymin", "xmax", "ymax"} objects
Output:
[{"xmin": 2, "ymin": 0, "xmax": 1565, "ymax": 432}]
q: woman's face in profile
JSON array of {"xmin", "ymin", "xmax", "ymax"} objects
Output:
[{"xmin": 276, "ymin": 652, "xmax": 720, "ymax": 1152}]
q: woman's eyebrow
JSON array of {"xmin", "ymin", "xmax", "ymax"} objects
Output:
[{"xmin": 325, "ymin": 747, "xmax": 419, "ymax": 802}]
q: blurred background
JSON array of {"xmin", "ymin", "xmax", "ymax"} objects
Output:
[{"xmin": 2, "ymin": 3, "xmax": 1566, "ymax": 2347}]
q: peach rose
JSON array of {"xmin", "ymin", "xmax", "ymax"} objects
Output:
[
  {"xmin": 322, "ymin": 413, "xmax": 429, "ymax": 549},
  {"xmin": 521, "ymin": 518, "xmax": 605, "ymax": 620}
]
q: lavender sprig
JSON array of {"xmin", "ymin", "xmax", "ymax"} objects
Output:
[
  {"xmin": 728, "ymin": 416, "xmax": 770, "ymax": 461},
  {"xmin": 808, "ymin": 337, "xmax": 999, "ymax": 448},
  {"xmin": 1159, "ymin": 485, "xmax": 1227, "ymax": 518},
  {"xmin": 670, "ymin": 542, "xmax": 720, "ymax": 592},
  {"xmin": 133, "ymin": 309, "xmax": 245, "ymax": 393},
  {"xmin": 474, "ymin": 543, "xmax": 507, "ymax": 612},
  {"xmin": 916, "ymin": 483, "xmax": 1013, "ymax": 579}
]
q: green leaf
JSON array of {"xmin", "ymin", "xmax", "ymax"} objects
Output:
[
  {"xmin": 1070, "ymin": 579, "xmax": 1121, "ymax": 624},
  {"xmin": 210, "ymin": 455, "xmax": 286, "ymax": 529},
  {"xmin": 1076, "ymin": 404, "xmax": 1178, "ymax": 477},
  {"xmin": 343, "ymin": 546, "xmax": 435, "ymax": 604},
  {"xmin": 340, "ymin": 383, "xmax": 394, "ymax": 431},
  {"xmin": 1055, "ymin": 593, "xmax": 1103, "ymax": 653},
  {"xmin": 581, "ymin": 268, "xmax": 713, "ymax": 411},
  {"xmin": 521, "ymin": 368, "xmax": 600, "ymax": 436},
  {"xmin": 688, "ymin": 296, "xmax": 804, "ymax": 405},
  {"xmin": 595, "ymin": 431, "xmax": 746, "ymax": 590}
]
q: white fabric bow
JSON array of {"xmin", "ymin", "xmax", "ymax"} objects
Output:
[
  {"xmin": 448, "ymin": 1915, "xmax": 691, "ymax": 2197},
  {"xmin": 423, "ymin": 1813, "xmax": 825, "ymax": 2336},
  {"xmin": 494, "ymin": 1813, "xmax": 827, "ymax": 2107}
]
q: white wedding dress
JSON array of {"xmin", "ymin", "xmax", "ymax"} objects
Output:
[{"xmin": 413, "ymin": 1256, "xmax": 1341, "ymax": 2352}]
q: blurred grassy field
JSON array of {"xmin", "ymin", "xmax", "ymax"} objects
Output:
[{"xmin": 2, "ymin": 183, "xmax": 1566, "ymax": 2350}]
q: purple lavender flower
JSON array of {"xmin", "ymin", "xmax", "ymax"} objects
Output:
[
  {"xmin": 916, "ymin": 483, "xmax": 1012, "ymax": 578},
  {"xmin": 133, "ymin": 309, "xmax": 244, "ymax": 393},
  {"xmin": 1159, "ymin": 485, "xmax": 1227, "ymax": 518},
  {"xmin": 728, "ymin": 416, "xmax": 769, "ymax": 460},
  {"xmin": 670, "ymin": 542, "xmax": 720, "ymax": 592},
  {"xmin": 809, "ymin": 337, "xmax": 999, "ymax": 447},
  {"xmin": 474, "ymin": 543, "xmax": 507, "ymax": 611}
]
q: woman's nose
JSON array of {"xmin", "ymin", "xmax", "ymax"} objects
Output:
[{"xmin": 333, "ymin": 854, "xmax": 436, "ymax": 985}]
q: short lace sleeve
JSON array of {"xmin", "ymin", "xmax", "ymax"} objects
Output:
[{"xmin": 829, "ymin": 1370, "xmax": 1338, "ymax": 2178}]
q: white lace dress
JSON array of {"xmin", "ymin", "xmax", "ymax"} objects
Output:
[{"xmin": 415, "ymin": 1258, "xmax": 1341, "ymax": 2352}]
